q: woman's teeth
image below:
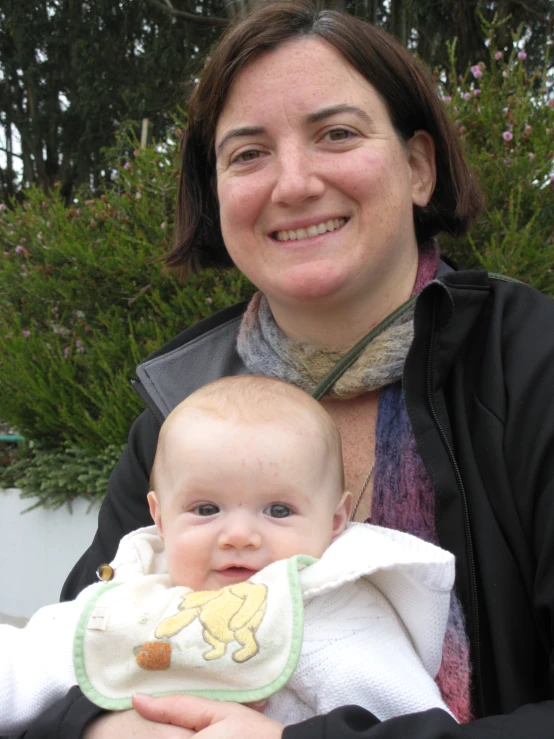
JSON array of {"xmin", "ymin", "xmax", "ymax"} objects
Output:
[{"xmin": 274, "ymin": 217, "xmax": 346, "ymax": 242}]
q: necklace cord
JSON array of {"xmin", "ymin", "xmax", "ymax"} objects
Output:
[
  {"xmin": 309, "ymin": 295, "xmax": 418, "ymax": 519},
  {"xmin": 310, "ymin": 294, "xmax": 418, "ymax": 401}
]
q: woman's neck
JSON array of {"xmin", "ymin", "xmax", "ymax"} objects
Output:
[{"xmin": 267, "ymin": 262, "xmax": 418, "ymax": 347}]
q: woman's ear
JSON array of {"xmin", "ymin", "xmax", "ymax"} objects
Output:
[
  {"xmin": 332, "ymin": 491, "xmax": 352, "ymax": 540},
  {"xmin": 147, "ymin": 491, "xmax": 164, "ymax": 538},
  {"xmin": 408, "ymin": 130, "xmax": 436, "ymax": 207}
]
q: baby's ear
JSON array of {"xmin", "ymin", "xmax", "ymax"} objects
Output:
[
  {"xmin": 332, "ymin": 491, "xmax": 352, "ymax": 540},
  {"xmin": 147, "ymin": 490, "xmax": 164, "ymax": 538}
]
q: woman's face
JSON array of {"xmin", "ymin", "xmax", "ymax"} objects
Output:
[{"xmin": 215, "ymin": 38, "xmax": 434, "ymax": 316}]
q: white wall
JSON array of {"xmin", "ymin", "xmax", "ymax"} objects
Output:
[{"xmin": 0, "ymin": 488, "xmax": 100, "ymax": 619}]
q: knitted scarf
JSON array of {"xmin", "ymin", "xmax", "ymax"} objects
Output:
[
  {"xmin": 236, "ymin": 240, "xmax": 473, "ymax": 723},
  {"xmin": 237, "ymin": 243, "xmax": 438, "ymax": 397}
]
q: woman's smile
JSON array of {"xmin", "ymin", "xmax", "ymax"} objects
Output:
[{"xmin": 272, "ymin": 217, "xmax": 348, "ymax": 243}]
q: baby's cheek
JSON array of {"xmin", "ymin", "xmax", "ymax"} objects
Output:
[{"xmin": 165, "ymin": 538, "xmax": 192, "ymax": 585}]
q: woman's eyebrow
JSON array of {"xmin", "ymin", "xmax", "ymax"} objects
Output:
[
  {"xmin": 216, "ymin": 126, "xmax": 265, "ymax": 156},
  {"xmin": 306, "ymin": 104, "xmax": 374, "ymax": 126}
]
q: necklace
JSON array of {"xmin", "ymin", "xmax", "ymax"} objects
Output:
[{"xmin": 351, "ymin": 461, "xmax": 375, "ymax": 520}]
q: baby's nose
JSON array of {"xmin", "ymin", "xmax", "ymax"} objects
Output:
[{"xmin": 217, "ymin": 515, "xmax": 262, "ymax": 550}]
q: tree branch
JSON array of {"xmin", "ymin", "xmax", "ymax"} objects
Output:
[
  {"xmin": 509, "ymin": 0, "xmax": 548, "ymax": 23},
  {"xmin": 0, "ymin": 146, "xmax": 23, "ymax": 160},
  {"xmin": 145, "ymin": 0, "xmax": 229, "ymax": 26}
]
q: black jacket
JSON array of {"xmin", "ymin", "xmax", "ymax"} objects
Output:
[{"xmin": 17, "ymin": 264, "xmax": 554, "ymax": 738}]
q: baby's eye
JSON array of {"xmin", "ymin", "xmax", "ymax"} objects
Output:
[
  {"xmin": 193, "ymin": 504, "xmax": 219, "ymax": 516},
  {"xmin": 264, "ymin": 504, "xmax": 292, "ymax": 519}
]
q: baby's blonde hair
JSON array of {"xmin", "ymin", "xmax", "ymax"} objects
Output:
[{"xmin": 150, "ymin": 375, "xmax": 344, "ymax": 494}]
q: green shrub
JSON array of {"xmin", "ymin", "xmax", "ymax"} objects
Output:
[
  {"xmin": 0, "ymin": 124, "xmax": 254, "ymax": 455},
  {"xmin": 438, "ymin": 24, "xmax": 554, "ymax": 295},
  {"xmin": 0, "ymin": 442, "xmax": 124, "ymax": 511}
]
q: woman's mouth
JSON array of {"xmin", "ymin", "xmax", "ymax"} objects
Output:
[{"xmin": 272, "ymin": 217, "xmax": 348, "ymax": 243}]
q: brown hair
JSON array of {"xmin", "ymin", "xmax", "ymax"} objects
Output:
[{"xmin": 167, "ymin": 0, "xmax": 483, "ymax": 275}]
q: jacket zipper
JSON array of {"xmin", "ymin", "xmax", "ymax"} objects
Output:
[
  {"xmin": 426, "ymin": 298, "xmax": 485, "ymax": 718},
  {"xmin": 131, "ymin": 378, "xmax": 164, "ymax": 427}
]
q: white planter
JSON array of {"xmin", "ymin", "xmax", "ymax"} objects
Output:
[{"xmin": 0, "ymin": 488, "xmax": 100, "ymax": 620}]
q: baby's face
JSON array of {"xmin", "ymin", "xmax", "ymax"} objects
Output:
[{"xmin": 148, "ymin": 409, "xmax": 348, "ymax": 590}]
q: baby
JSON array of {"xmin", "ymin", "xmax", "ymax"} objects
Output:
[{"xmin": 0, "ymin": 376, "xmax": 455, "ymax": 733}]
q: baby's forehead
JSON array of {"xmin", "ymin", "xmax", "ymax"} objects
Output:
[{"xmin": 163, "ymin": 402, "xmax": 329, "ymax": 444}]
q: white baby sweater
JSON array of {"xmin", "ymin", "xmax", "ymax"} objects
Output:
[{"xmin": 0, "ymin": 523, "xmax": 455, "ymax": 733}]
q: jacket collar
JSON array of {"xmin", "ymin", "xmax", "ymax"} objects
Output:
[{"xmin": 133, "ymin": 261, "xmax": 491, "ymax": 421}]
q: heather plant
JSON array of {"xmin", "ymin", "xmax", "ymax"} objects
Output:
[
  {"xmin": 439, "ymin": 22, "xmax": 554, "ymax": 296},
  {"xmin": 0, "ymin": 123, "xmax": 253, "ymax": 465}
]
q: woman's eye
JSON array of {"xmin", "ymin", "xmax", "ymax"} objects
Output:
[
  {"xmin": 231, "ymin": 149, "xmax": 261, "ymax": 164},
  {"xmin": 193, "ymin": 504, "xmax": 219, "ymax": 516},
  {"xmin": 324, "ymin": 128, "xmax": 354, "ymax": 142},
  {"xmin": 264, "ymin": 504, "xmax": 292, "ymax": 518}
]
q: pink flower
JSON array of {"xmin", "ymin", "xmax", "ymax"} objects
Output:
[
  {"xmin": 471, "ymin": 65, "xmax": 483, "ymax": 79},
  {"xmin": 502, "ymin": 70, "xmax": 509, "ymax": 78},
  {"xmin": 495, "ymin": 51, "xmax": 503, "ymax": 60},
  {"xmin": 502, "ymin": 131, "xmax": 513, "ymax": 142},
  {"xmin": 46, "ymin": 221, "xmax": 51, "ymax": 227},
  {"xmin": 22, "ymin": 330, "xmax": 30, "ymax": 338},
  {"xmin": 133, "ymin": 150, "xmax": 140, "ymax": 157},
  {"xmin": 524, "ymin": 124, "xmax": 532, "ymax": 133},
  {"xmin": 474, "ymin": 89, "xmax": 481, "ymax": 96},
  {"xmin": 504, "ymin": 158, "xmax": 511, "ymax": 164},
  {"xmin": 206, "ymin": 297, "xmax": 213, "ymax": 304},
  {"xmin": 443, "ymin": 96, "xmax": 452, "ymax": 103},
  {"xmin": 529, "ymin": 152, "xmax": 535, "ymax": 160},
  {"xmin": 124, "ymin": 162, "xmax": 131, "ymax": 171},
  {"xmin": 0, "ymin": 203, "xmax": 6, "ymax": 211},
  {"xmin": 63, "ymin": 346, "xmax": 70, "ymax": 358},
  {"xmin": 76, "ymin": 340, "xmax": 85, "ymax": 352},
  {"xmin": 15, "ymin": 245, "xmax": 24, "ymax": 254},
  {"xmin": 477, "ymin": 107, "xmax": 482, "ymax": 113},
  {"xmin": 20, "ymin": 237, "xmax": 27, "ymax": 243},
  {"xmin": 518, "ymin": 51, "xmax": 527, "ymax": 61},
  {"xmin": 160, "ymin": 222, "xmax": 166, "ymax": 230},
  {"xmin": 463, "ymin": 92, "xmax": 471, "ymax": 100}
]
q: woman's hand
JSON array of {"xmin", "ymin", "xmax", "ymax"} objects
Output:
[
  {"xmin": 132, "ymin": 693, "xmax": 284, "ymax": 738},
  {"xmin": 83, "ymin": 708, "xmax": 196, "ymax": 738}
]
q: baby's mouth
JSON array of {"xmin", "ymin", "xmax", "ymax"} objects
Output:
[
  {"xmin": 218, "ymin": 566, "xmax": 258, "ymax": 578},
  {"xmin": 272, "ymin": 217, "xmax": 348, "ymax": 243}
]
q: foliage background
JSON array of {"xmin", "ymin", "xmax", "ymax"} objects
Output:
[
  {"xmin": 0, "ymin": 124, "xmax": 254, "ymax": 508},
  {"xmin": 1, "ymin": 0, "xmax": 553, "ymax": 203},
  {"xmin": 0, "ymin": 18, "xmax": 553, "ymax": 508}
]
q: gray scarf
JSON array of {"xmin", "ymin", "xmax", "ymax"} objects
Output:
[{"xmin": 236, "ymin": 241, "xmax": 440, "ymax": 398}]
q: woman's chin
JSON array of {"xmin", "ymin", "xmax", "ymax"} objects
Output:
[{"xmin": 264, "ymin": 267, "xmax": 353, "ymax": 305}]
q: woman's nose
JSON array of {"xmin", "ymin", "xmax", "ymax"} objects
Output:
[
  {"xmin": 270, "ymin": 147, "xmax": 324, "ymax": 207},
  {"xmin": 217, "ymin": 515, "xmax": 262, "ymax": 550}
]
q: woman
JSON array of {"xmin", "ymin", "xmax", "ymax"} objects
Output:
[{"xmin": 20, "ymin": 1, "xmax": 554, "ymax": 737}]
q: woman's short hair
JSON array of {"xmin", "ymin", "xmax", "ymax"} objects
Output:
[{"xmin": 167, "ymin": 0, "xmax": 483, "ymax": 275}]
